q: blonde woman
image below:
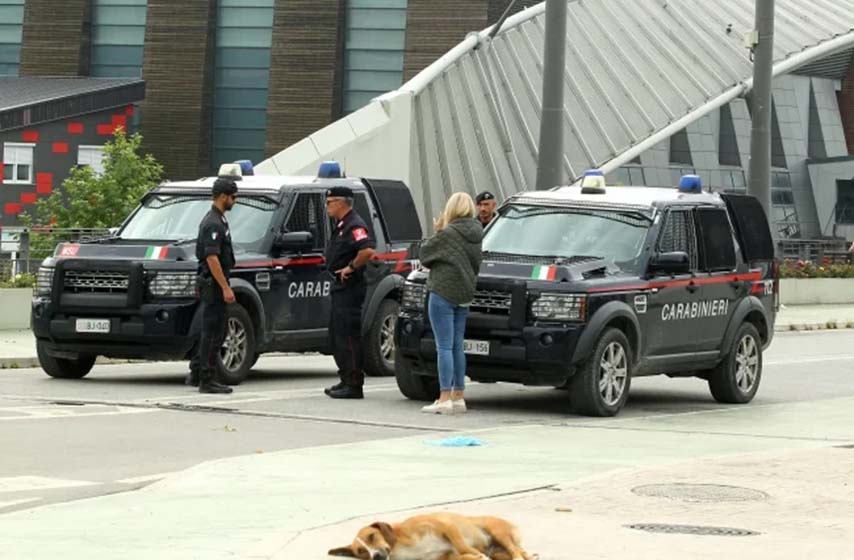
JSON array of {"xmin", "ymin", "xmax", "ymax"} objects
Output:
[{"xmin": 419, "ymin": 192, "xmax": 484, "ymax": 414}]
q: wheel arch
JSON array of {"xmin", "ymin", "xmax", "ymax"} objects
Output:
[{"xmin": 571, "ymin": 300, "xmax": 641, "ymax": 366}]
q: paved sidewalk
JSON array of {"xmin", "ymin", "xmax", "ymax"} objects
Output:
[{"xmin": 1, "ymin": 395, "xmax": 852, "ymax": 559}]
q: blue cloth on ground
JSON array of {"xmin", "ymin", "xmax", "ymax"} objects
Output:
[{"xmin": 426, "ymin": 436, "xmax": 485, "ymax": 447}]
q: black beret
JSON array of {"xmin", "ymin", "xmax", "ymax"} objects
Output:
[
  {"xmin": 326, "ymin": 186, "xmax": 354, "ymax": 198},
  {"xmin": 212, "ymin": 178, "xmax": 238, "ymax": 196},
  {"xmin": 476, "ymin": 191, "xmax": 495, "ymax": 203}
]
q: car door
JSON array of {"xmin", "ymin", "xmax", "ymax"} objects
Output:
[
  {"xmin": 694, "ymin": 206, "xmax": 739, "ymax": 353},
  {"xmin": 271, "ymin": 191, "xmax": 332, "ymax": 332},
  {"xmin": 644, "ymin": 207, "xmax": 702, "ymax": 357}
]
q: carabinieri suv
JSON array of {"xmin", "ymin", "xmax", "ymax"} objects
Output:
[
  {"xmin": 395, "ymin": 177, "xmax": 778, "ymax": 416},
  {"xmin": 31, "ymin": 167, "xmax": 422, "ymax": 384}
]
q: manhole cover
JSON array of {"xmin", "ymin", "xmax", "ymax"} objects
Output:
[
  {"xmin": 626, "ymin": 523, "xmax": 759, "ymax": 537},
  {"xmin": 631, "ymin": 483, "xmax": 768, "ymax": 503}
]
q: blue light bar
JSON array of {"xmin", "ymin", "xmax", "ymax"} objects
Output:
[
  {"xmin": 679, "ymin": 174, "xmax": 702, "ymax": 193},
  {"xmin": 318, "ymin": 161, "xmax": 343, "ymax": 179},
  {"xmin": 235, "ymin": 160, "xmax": 254, "ymax": 176}
]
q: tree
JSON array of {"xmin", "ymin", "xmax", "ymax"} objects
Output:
[{"xmin": 24, "ymin": 129, "xmax": 164, "ymax": 259}]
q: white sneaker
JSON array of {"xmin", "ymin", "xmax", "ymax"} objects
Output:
[
  {"xmin": 421, "ymin": 400, "xmax": 454, "ymax": 414},
  {"xmin": 452, "ymin": 399, "xmax": 467, "ymax": 413}
]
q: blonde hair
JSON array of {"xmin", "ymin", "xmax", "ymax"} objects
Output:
[{"xmin": 435, "ymin": 192, "xmax": 475, "ymax": 231}]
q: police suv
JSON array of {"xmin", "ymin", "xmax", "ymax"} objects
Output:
[
  {"xmin": 31, "ymin": 163, "xmax": 422, "ymax": 384},
  {"xmin": 395, "ymin": 174, "xmax": 778, "ymax": 416}
]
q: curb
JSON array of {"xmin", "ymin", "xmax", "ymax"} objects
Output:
[
  {"xmin": 776, "ymin": 322, "xmax": 854, "ymax": 332},
  {"xmin": 0, "ymin": 356, "xmax": 132, "ymax": 370}
]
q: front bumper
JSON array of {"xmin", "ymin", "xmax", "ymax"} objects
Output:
[
  {"xmin": 396, "ymin": 310, "xmax": 584, "ymax": 386},
  {"xmin": 32, "ymin": 297, "xmax": 200, "ymax": 360}
]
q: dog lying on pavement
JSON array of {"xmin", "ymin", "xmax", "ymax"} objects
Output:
[{"xmin": 328, "ymin": 512, "xmax": 537, "ymax": 560}]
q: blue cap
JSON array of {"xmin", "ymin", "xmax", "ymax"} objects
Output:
[
  {"xmin": 318, "ymin": 161, "xmax": 343, "ymax": 179},
  {"xmin": 679, "ymin": 174, "xmax": 702, "ymax": 193},
  {"xmin": 235, "ymin": 160, "xmax": 254, "ymax": 176}
]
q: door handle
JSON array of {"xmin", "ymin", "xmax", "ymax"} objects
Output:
[
  {"xmin": 729, "ymin": 280, "xmax": 741, "ymax": 290},
  {"xmin": 686, "ymin": 281, "xmax": 698, "ymax": 294}
]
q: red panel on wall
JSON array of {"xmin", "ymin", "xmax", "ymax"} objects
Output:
[
  {"xmin": 68, "ymin": 122, "xmax": 84, "ymax": 135},
  {"xmin": 22, "ymin": 130, "xmax": 39, "ymax": 142},
  {"xmin": 0, "ymin": 162, "xmax": 4, "ymax": 183},
  {"xmin": 125, "ymin": 105, "xmax": 135, "ymax": 116},
  {"xmin": 21, "ymin": 193, "xmax": 38, "ymax": 205},
  {"xmin": 52, "ymin": 142, "xmax": 70, "ymax": 154},
  {"xmin": 4, "ymin": 203, "xmax": 22, "ymax": 216},
  {"xmin": 97, "ymin": 124, "xmax": 115, "ymax": 136},
  {"xmin": 112, "ymin": 115, "xmax": 127, "ymax": 128},
  {"xmin": 36, "ymin": 172, "xmax": 53, "ymax": 195}
]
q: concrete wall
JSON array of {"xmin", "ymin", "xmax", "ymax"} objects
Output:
[
  {"xmin": 781, "ymin": 278, "xmax": 854, "ymax": 305},
  {"xmin": 0, "ymin": 288, "xmax": 31, "ymax": 330}
]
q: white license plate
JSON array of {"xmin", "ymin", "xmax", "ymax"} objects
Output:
[
  {"xmin": 75, "ymin": 319, "xmax": 111, "ymax": 334},
  {"xmin": 463, "ymin": 339, "xmax": 490, "ymax": 356}
]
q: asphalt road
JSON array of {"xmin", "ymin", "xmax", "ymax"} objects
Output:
[{"xmin": 1, "ymin": 330, "xmax": 852, "ymax": 516}]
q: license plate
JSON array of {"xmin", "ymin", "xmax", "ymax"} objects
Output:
[
  {"xmin": 75, "ymin": 319, "xmax": 111, "ymax": 334},
  {"xmin": 463, "ymin": 339, "xmax": 490, "ymax": 356}
]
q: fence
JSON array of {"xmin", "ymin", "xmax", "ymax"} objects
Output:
[{"xmin": 0, "ymin": 228, "xmax": 112, "ymax": 281}]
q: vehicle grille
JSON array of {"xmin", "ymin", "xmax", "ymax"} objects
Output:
[
  {"xmin": 64, "ymin": 270, "xmax": 129, "ymax": 294},
  {"xmin": 471, "ymin": 289, "xmax": 512, "ymax": 315}
]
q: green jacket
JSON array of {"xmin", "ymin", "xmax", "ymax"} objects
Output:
[{"xmin": 420, "ymin": 218, "xmax": 483, "ymax": 306}]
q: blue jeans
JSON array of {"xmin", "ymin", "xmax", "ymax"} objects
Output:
[{"xmin": 428, "ymin": 292, "xmax": 469, "ymax": 392}]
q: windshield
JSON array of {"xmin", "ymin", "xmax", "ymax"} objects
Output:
[
  {"xmin": 119, "ymin": 195, "xmax": 278, "ymax": 252},
  {"xmin": 483, "ymin": 205, "xmax": 651, "ymax": 273}
]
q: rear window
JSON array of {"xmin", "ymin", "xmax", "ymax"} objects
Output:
[
  {"xmin": 363, "ymin": 179, "xmax": 423, "ymax": 242},
  {"xmin": 720, "ymin": 193, "xmax": 775, "ymax": 262},
  {"xmin": 695, "ymin": 208, "xmax": 736, "ymax": 271}
]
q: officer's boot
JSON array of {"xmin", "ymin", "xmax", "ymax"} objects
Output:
[
  {"xmin": 327, "ymin": 371, "xmax": 364, "ymax": 399},
  {"xmin": 323, "ymin": 372, "xmax": 347, "ymax": 396},
  {"xmin": 185, "ymin": 371, "xmax": 200, "ymax": 387},
  {"xmin": 199, "ymin": 372, "xmax": 233, "ymax": 394}
]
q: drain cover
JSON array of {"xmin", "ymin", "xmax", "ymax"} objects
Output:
[
  {"xmin": 626, "ymin": 523, "xmax": 759, "ymax": 537},
  {"xmin": 631, "ymin": 483, "xmax": 768, "ymax": 503}
]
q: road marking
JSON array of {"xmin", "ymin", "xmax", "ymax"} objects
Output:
[
  {"xmin": 0, "ymin": 498, "xmax": 40, "ymax": 509},
  {"xmin": 0, "ymin": 476, "xmax": 96, "ymax": 493},
  {"xmin": 765, "ymin": 355, "xmax": 854, "ymax": 366},
  {"xmin": 0, "ymin": 404, "xmax": 156, "ymax": 421},
  {"xmin": 116, "ymin": 472, "xmax": 179, "ymax": 485}
]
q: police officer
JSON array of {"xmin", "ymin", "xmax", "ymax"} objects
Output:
[
  {"xmin": 323, "ymin": 186, "xmax": 376, "ymax": 399},
  {"xmin": 187, "ymin": 177, "xmax": 238, "ymax": 394},
  {"xmin": 475, "ymin": 191, "xmax": 498, "ymax": 228}
]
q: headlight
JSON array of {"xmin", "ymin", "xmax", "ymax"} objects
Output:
[
  {"xmin": 149, "ymin": 272, "xmax": 196, "ymax": 298},
  {"xmin": 36, "ymin": 267, "xmax": 54, "ymax": 296},
  {"xmin": 401, "ymin": 281, "xmax": 426, "ymax": 310},
  {"xmin": 530, "ymin": 293, "xmax": 587, "ymax": 322}
]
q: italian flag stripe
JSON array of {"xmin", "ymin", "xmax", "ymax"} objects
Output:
[
  {"xmin": 532, "ymin": 265, "xmax": 557, "ymax": 281},
  {"xmin": 145, "ymin": 246, "xmax": 168, "ymax": 260}
]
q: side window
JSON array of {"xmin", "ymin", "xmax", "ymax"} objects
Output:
[
  {"xmin": 696, "ymin": 208, "xmax": 736, "ymax": 271},
  {"xmin": 284, "ymin": 193, "xmax": 326, "ymax": 251},
  {"xmin": 657, "ymin": 209, "xmax": 698, "ymax": 271}
]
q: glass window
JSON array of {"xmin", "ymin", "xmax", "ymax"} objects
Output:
[
  {"xmin": 2, "ymin": 142, "xmax": 33, "ymax": 184},
  {"xmin": 284, "ymin": 193, "xmax": 326, "ymax": 251},
  {"xmin": 696, "ymin": 208, "xmax": 736, "ymax": 271},
  {"xmin": 669, "ymin": 128, "xmax": 693, "ymax": 165},
  {"xmin": 836, "ymin": 180, "xmax": 854, "ymax": 224},
  {"xmin": 90, "ymin": 0, "xmax": 147, "ymax": 78},
  {"xmin": 77, "ymin": 145, "xmax": 106, "ymax": 175},
  {"xmin": 657, "ymin": 209, "xmax": 698, "ymax": 270},
  {"xmin": 718, "ymin": 104, "xmax": 742, "ymax": 166}
]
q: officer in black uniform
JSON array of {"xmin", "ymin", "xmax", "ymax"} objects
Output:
[
  {"xmin": 323, "ymin": 186, "xmax": 376, "ymax": 399},
  {"xmin": 476, "ymin": 191, "xmax": 498, "ymax": 228},
  {"xmin": 187, "ymin": 177, "xmax": 238, "ymax": 394}
]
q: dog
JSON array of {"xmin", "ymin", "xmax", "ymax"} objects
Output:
[{"xmin": 328, "ymin": 512, "xmax": 537, "ymax": 560}]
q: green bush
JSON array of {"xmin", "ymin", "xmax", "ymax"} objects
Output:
[
  {"xmin": 0, "ymin": 273, "xmax": 36, "ymax": 289},
  {"xmin": 779, "ymin": 259, "xmax": 854, "ymax": 279}
]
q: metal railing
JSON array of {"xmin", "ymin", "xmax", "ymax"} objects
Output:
[{"xmin": 0, "ymin": 228, "xmax": 112, "ymax": 281}]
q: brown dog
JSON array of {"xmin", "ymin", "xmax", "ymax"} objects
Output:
[{"xmin": 328, "ymin": 512, "xmax": 537, "ymax": 560}]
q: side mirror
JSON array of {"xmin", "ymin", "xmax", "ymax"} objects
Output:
[
  {"xmin": 274, "ymin": 231, "xmax": 314, "ymax": 253},
  {"xmin": 649, "ymin": 251, "xmax": 690, "ymax": 275}
]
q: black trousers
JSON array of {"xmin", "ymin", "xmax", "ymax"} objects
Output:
[
  {"xmin": 330, "ymin": 284, "xmax": 366, "ymax": 387},
  {"xmin": 194, "ymin": 298, "xmax": 227, "ymax": 382}
]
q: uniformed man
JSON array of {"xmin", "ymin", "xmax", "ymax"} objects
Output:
[
  {"xmin": 323, "ymin": 186, "xmax": 376, "ymax": 399},
  {"xmin": 476, "ymin": 191, "xmax": 498, "ymax": 228},
  {"xmin": 187, "ymin": 177, "xmax": 238, "ymax": 394}
]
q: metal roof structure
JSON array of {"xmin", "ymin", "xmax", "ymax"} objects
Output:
[
  {"xmin": 0, "ymin": 77, "xmax": 145, "ymax": 132},
  {"xmin": 258, "ymin": 0, "xmax": 854, "ymax": 225}
]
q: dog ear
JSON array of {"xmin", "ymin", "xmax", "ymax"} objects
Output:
[
  {"xmin": 327, "ymin": 546, "xmax": 357, "ymax": 557},
  {"xmin": 371, "ymin": 522, "xmax": 397, "ymax": 546}
]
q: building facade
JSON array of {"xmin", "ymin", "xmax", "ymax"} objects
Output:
[{"xmin": 0, "ymin": 0, "xmax": 533, "ymax": 183}]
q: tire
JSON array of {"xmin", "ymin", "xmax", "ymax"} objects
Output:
[
  {"xmin": 249, "ymin": 353, "xmax": 260, "ymax": 370},
  {"xmin": 569, "ymin": 328, "xmax": 632, "ymax": 417},
  {"xmin": 394, "ymin": 346, "xmax": 439, "ymax": 401},
  {"xmin": 364, "ymin": 299, "xmax": 399, "ymax": 377},
  {"xmin": 708, "ymin": 322, "xmax": 762, "ymax": 404},
  {"xmin": 37, "ymin": 340, "xmax": 96, "ymax": 380},
  {"xmin": 216, "ymin": 304, "xmax": 256, "ymax": 386}
]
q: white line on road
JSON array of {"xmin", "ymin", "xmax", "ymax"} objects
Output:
[
  {"xmin": 0, "ymin": 476, "xmax": 96, "ymax": 493},
  {"xmin": 116, "ymin": 472, "xmax": 179, "ymax": 485},
  {"xmin": 0, "ymin": 498, "xmax": 40, "ymax": 509},
  {"xmin": 765, "ymin": 355, "xmax": 854, "ymax": 366}
]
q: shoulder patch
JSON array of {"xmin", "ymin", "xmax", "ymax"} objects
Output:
[
  {"xmin": 352, "ymin": 228, "xmax": 368, "ymax": 242},
  {"xmin": 212, "ymin": 231, "xmax": 219, "ymax": 240}
]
